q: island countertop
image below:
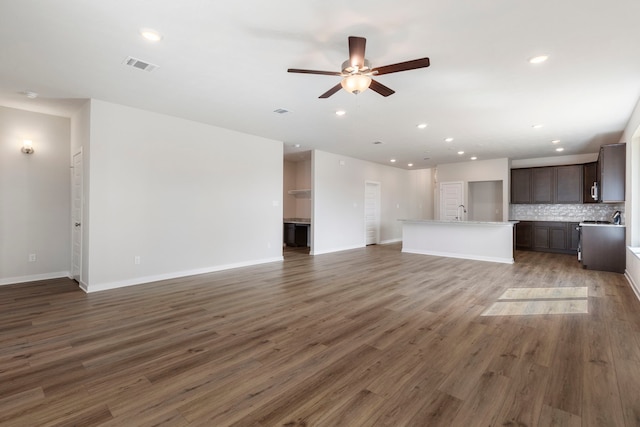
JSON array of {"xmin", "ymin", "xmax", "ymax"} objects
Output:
[{"xmin": 399, "ymin": 219, "xmax": 518, "ymax": 226}]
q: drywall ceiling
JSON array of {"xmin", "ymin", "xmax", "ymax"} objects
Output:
[{"xmin": 1, "ymin": 0, "xmax": 639, "ymax": 168}]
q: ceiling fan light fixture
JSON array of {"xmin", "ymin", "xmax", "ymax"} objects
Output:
[{"xmin": 341, "ymin": 74, "xmax": 371, "ymax": 95}]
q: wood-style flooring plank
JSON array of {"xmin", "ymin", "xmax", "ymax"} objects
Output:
[{"xmin": 0, "ymin": 246, "xmax": 638, "ymax": 425}]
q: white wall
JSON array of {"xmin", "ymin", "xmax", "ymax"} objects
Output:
[
  {"xmin": 295, "ymin": 159, "xmax": 311, "ymax": 219},
  {"xmin": 312, "ymin": 150, "xmax": 432, "ymax": 255},
  {"xmin": 623, "ymin": 96, "xmax": 640, "ymax": 299},
  {"xmin": 435, "ymin": 158, "xmax": 510, "ymax": 221},
  {"xmin": 283, "ymin": 160, "xmax": 297, "ymax": 218},
  {"xmin": 0, "ymin": 107, "xmax": 71, "ymax": 285},
  {"xmin": 408, "ymin": 169, "xmax": 434, "ymax": 220},
  {"xmin": 85, "ymin": 100, "xmax": 284, "ymax": 292},
  {"xmin": 283, "ymin": 159, "xmax": 311, "ymax": 219}
]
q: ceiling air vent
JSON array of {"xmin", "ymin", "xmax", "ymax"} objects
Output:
[{"xmin": 123, "ymin": 56, "xmax": 159, "ymax": 72}]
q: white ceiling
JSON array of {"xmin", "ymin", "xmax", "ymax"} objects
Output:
[{"xmin": 1, "ymin": 0, "xmax": 640, "ymax": 168}]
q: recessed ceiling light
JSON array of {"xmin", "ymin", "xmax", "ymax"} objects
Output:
[
  {"xmin": 417, "ymin": 123, "xmax": 427, "ymax": 129},
  {"xmin": 470, "ymin": 156, "xmax": 478, "ymax": 160},
  {"xmin": 408, "ymin": 163, "xmax": 413, "ymax": 167},
  {"xmin": 390, "ymin": 158, "xmax": 397, "ymax": 163},
  {"xmin": 532, "ymin": 124, "xmax": 543, "ymax": 129},
  {"xmin": 551, "ymin": 139, "xmax": 561, "ymax": 144},
  {"xmin": 555, "ymin": 147, "xmax": 564, "ymax": 152},
  {"xmin": 373, "ymin": 141, "xmax": 384, "ymax": 145},
  {"xmin": 529, "ymin": 55, "xmax": 548, "ymax": 64},
  {"xmin": 293, "ymin": 144, "xmax": 301, "ymax": 148},
  {"xmin": 140, "ymin": 28, "xmax": 162, "ymax": 41},
  {"xmin": 457, "ymin": 151, "xmax": 465, "ymax": 155},
  {"xmin": 24, "ymin": 91, "xmax": 38, "ymax": 99},
  {"xmin": 336, "ymin": 110, "xmax": 346, "ymax": 116},
  {"xmin": 445, "ymin": 137, "xmax": 454, "ymax": 142},
  {"xmin": 273, "ymin": 108, "xmax": 290, "ymax": 114}
]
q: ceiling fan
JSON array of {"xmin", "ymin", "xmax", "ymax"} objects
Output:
[{"xmin": 287, "ymin": 36, "xmax": 430, "ymax": 98}]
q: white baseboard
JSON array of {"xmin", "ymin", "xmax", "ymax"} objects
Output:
[
  {"xmin": 78, "ymin": 280, "xmax": 89, "ymax": 293},
  {"xmin": 624, "ymin": 271, "xmax": 640, "ymax": 302},
  {"xmin": 0, "ymin": 271, "xmax": 70, "ymax": 287},
  {"xmin": 85, "ymin": 256, "xmax": 284, "ymax": 293}
]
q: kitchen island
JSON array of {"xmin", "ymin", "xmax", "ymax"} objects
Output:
[{"xmin": 400, "ymin": 219, "xmax": 519, "ymax": 264}]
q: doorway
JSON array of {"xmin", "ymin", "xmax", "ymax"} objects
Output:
[
  {"xmin": 365, "ymin": 181, "xmax": 381, "ymax": 245},
  {"xmin": 71, "ymin": 150, "xmax": 83, "ymax": 282},
  {"xmin": 440, "ymin": 181, "xmax": 464, "ymax": 220}
]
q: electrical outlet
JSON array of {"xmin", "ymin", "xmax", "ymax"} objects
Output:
[
  {"xmin": 134, "ymin": 256, "xmax": 141, "ymax": 265},
  {"xmin": 28, "ymin": 253, "xmax": 36, "ymax": 262}
]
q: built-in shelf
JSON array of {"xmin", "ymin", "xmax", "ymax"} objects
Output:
[{"xmin": 287, "ymin": 189, "xmax": 311, "ymax": 198}]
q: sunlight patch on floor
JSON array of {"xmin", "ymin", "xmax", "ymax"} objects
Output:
[{"xmin": 481, "ymin": 287, "xmax": 589, "ymax": 316}]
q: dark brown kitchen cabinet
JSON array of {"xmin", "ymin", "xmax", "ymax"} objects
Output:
[
  {"xmin": 512, "ymin": 165, "xmax": 582, "ymax": 204},
  {"xmin": 532, "ymin": 168, "xmax": 554, "ymax": 203},
  {"xmin": 555, "ymin": 165, "xmax": 583, "ymax": 203},
  {"xmin": 568, "ymin": 222, "xmax": 580, "ymax": 251},
  {"xmin": 515, "ymin": 221, "xmax": 533, "ymax": 249},
  {"xmin": 511, "ymin": 169, "xmax": 532, "ymax": 204},
  {"xmin": 515, "ymin": 221, "xmax": 577, "ymax": 254},
  {"xmin": 598, "ymin": 143, "xmax": 625, "ymax": 203},
  {"xmin": 583, "ymin": 162, "xmax": 597, "ymax": 203},
  {"xmin": 581, "ymin": 225, "xmax": 625, "ymax": 273},
  {"xmin": 534, "ymin": 222, "xmax": 567, "ymax": 250},
  {"xmin": 284, "ymin": 223, "xmax": 296, "ymax": 246}
]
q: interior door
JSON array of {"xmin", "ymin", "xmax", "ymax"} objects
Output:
[
  {"xmin": 440, "ymin": 181, "xmax": 464, "ymax": 220},
  {"xmin": 365, "ymin": 181, "xmax": 380, "ymax": 245},
  {"xmin": 71, "ymin": 150, "xmax": 83, "ymax": 282}
]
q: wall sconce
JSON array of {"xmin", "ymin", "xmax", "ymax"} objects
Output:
[{"xmin": 21, "ymin": 140, "xmax": 34, "ymax": 154}]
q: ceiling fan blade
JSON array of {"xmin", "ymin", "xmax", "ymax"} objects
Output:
[
  {"xmin": 288, "ymin": 68, "xmax": 341, "ymax": 76},
  {"xmin": 371, "ymin": 57, "xmax": 430, "ymax": 76},
  {"xmin": 319, "ymin": 83, "xmax": 343, "ymax": 98},
  {"xmin": 369, "ymin": 79, "xmax": 395, "ymax": 97},
  {"xmin": 348, "ymin": 36, "xmax": 367, "ymax": 69}
]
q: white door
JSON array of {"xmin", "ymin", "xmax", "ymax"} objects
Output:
[
  {"xmin": 365, "ymin": 182, "xmax": 381, "ymax": 245},
  {"xmin": 71, "ymin": 151, "xmax": 83, "ymax": 282},
  {"xmin": 440, "ymin": 181, "xmax": 464, "ymax": 220}
]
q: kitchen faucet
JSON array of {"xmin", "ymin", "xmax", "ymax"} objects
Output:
[{"xmin": 457, "ymin": 204, "xmax": 467, "ymax": 221}]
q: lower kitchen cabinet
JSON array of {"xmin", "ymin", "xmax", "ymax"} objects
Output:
[
  {"xmin": 568, "ymin": 222, "xmax": 580, "ymax": 251},
  {"xmin": 284, "ymin": 222, "xmax": 309, "ymax": 247},
  {"xmin": 581, "ymin": 225, "xmax": 625, "ymax": 273},
  {"xmin": 515, "ymin": 222, "xmax": 533, "ymax": 250},
  {"xmin": 515, "ymin": 221, "xmax": 578, "ymax": 254}
]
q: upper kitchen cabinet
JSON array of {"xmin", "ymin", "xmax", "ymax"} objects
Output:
[
  {"xmin": 598, "ymin": 143, "xmax": 625, "ymax": 203},
  {"xmin": 511, "ymin": 165, "xmax": 582, "ymax": 204},
  {"xmin": 555, "ymin": 165, "xmax": 583, "ymax": 204},
  {"xmin": 532, "ymin": 167, "xmax": 554, "ymax": 203},
  {"xmin": 511, "ymin": 169, "xmax": 532, "ymax": 204}
]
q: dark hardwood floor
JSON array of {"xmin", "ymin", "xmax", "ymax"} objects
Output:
[{"xmin": 1, "ymin": 244, "xmax": 639, "ymax": 426}]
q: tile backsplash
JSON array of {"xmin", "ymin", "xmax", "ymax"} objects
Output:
[{"xmin": 510, "ymin": 203, "xmax": 625, "ymax": 223}]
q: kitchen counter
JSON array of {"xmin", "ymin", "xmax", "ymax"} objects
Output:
[
  {"xmin": 401, "ymin": 219, "xmax": 519, "ymax": 226},
  {"xmin": 399, "ymin": 219, "xmax": 517, "ymax": 264},
  {"xmin": 284, "ymin": 218, "xmax": 311, "ymax": 225}
]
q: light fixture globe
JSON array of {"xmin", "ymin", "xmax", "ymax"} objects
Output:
[
  {"xmin": 21, "ymin": 139, "xmax": 34, "ymax": 154},
  {"xmin": 341, "ymin": 74, "xmax": 372, "ymax": 95}
]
